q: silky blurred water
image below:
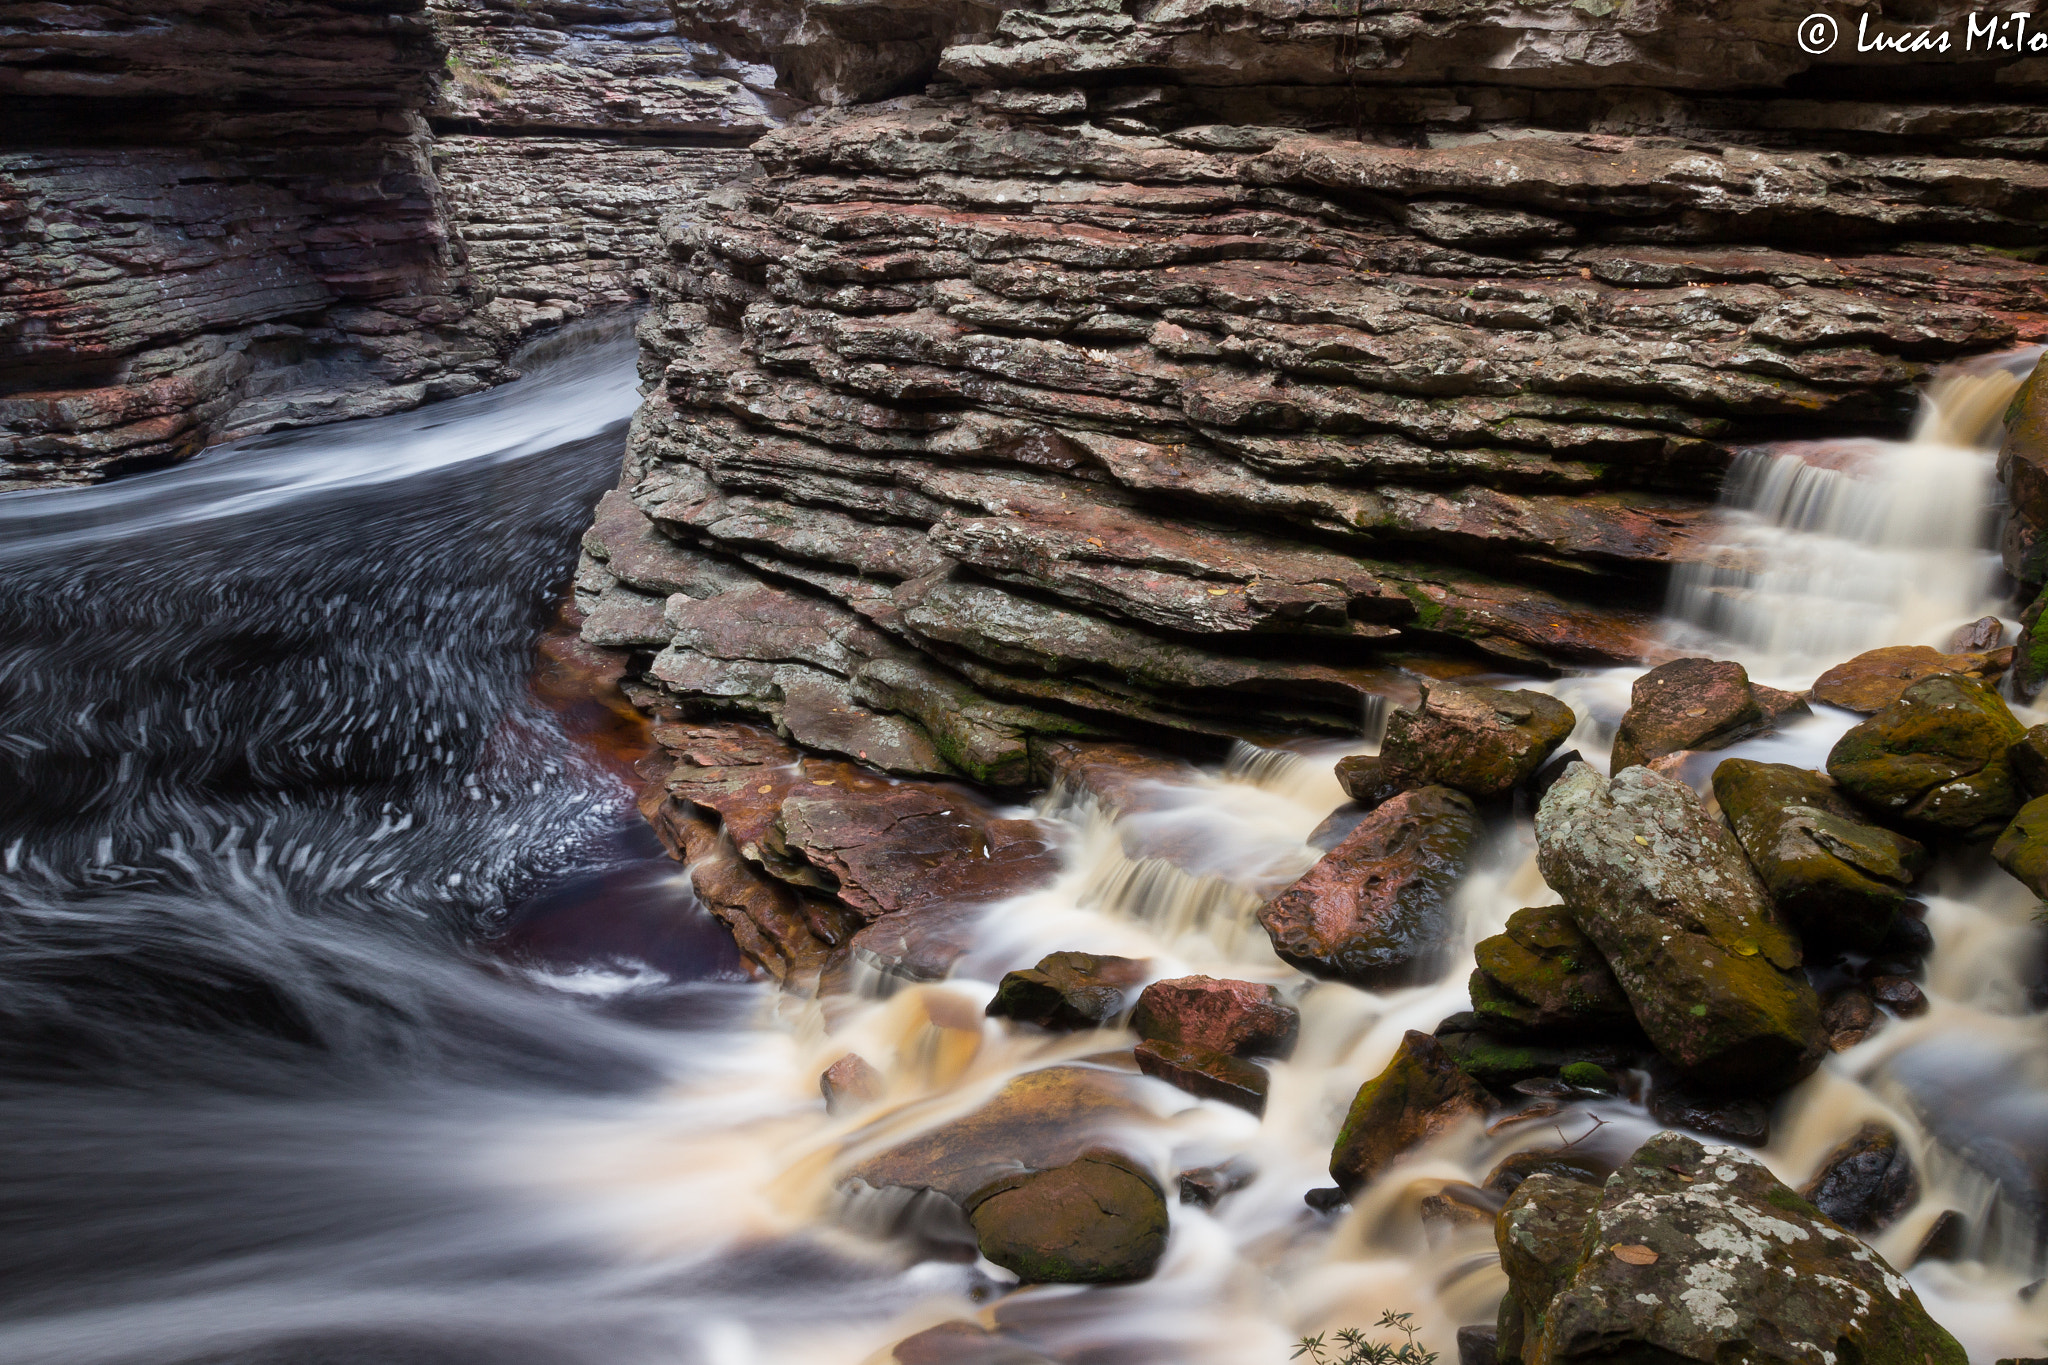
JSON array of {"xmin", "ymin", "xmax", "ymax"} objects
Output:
[{"xmin": 2, "ymin": 319, "xmax": 2046, "ymax": 1365}]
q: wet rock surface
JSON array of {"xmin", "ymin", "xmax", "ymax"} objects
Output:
[
  {"xmin": 964, "ymin": 1150, "xmax": 1168, "ymax": 1284},
  {"xmin": 1828, "ymin": 673, "xmax": 2029, "ymax": 840},
  {"xmin": 1802, "ymin": 1122, "xmax": 1920, "ymax": 1235},
  {"xmin": 1811, "ymin": 644, "xmax": 2015, "ymax": 714},
  {"xmin": 1499, "ymin": 1132, "xmax": 1965, "ymax": 1365},
  {"xmin": 1469, "ymin": 906, "xmax": 1634, "ymax": 1039},
  {"xmin": 1609, "ymin": 657, "xmax": 1784, "ymax": 772},
  {"xmin": 1131, "ymin": 976, "xmax": 1297, "ymax": 1058},
  {"xmin": 1379, "ymin": 685, "xmax": 1575, "ymax": 800},
  {"xmin": 1259, "ymin": 786, "xmax": 1482, "ymax": 988},
  {"xmin": 1329, "ymin": 1030, "xmax": 1491, "ymax": 1193},
  {"xmin": 987, "ymin": 951, "xmax": 1146, "ymax": 1030},
  {"xmin": 1994, "ymin": 794, "xmax": 2048, "ymax": 899},
  {"xmin": 1535, "ymin": 763, "xmax": 1822, "ymax": 1093},
  {"xmin": 1712, "ymin": 758, "xmax": 1928, "ymax": 955}
]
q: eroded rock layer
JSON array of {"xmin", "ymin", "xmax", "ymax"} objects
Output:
[
  {"xmin": 1, "ymin": 1, "xmax": 506, "ymax": 485},
  {"xmin": 595, "ymin": 22, "xmax": 2048, "ymax": 765}
]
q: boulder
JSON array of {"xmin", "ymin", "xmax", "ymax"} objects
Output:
[
  {"xmin": 1494, "ymin": 1172, "xmax": 1607, "ymax": 1364},
  {"xmin": 1711, "ymin": 758, "xmax": 1928, "ymax": 954},
  {"xmin": 1950, "ymin": 617, "xmax": 2007, "ymax": 653},
  {"xmin": 1329, "ymin": 1030, "xmax": 1492, "ymax": 1193},
  {"xmin": 1609, "ymin": 657, "xmax": 1777, "ymax": 772},
  {"xmin": 1645, "ymin": 1077, "xmax": 1771, "ymax": 1146},
  {"xmin": 1535, "ymin": 763, "xmax": 1823, "ymax": 1093},
  {"xmin": 1133, "ymin": 1040, "xmax": 1270, "ymax": 1114},
  {"xmin": 964, "ymin": 1149, "xmax": 1168, "ymax": 1284},
  {"xmin": 821, "ymin": 1052, "xmax": 884, "ymax": 1113},
  {"xmin": 1259, "ymin": 786, "xmax": 1483, "ymax": 988},
  {"xmin": 1821, "ymin": 987, "xmax": 1885, "ymax": 1052},
  {"xmin": 1801, "ymin": 1122, "xmax": 1919, "ymax": 1234},
  {"xmin": 1994, "ymin": 794, "xmax": 2048, "ymax": 899},
  {"xmin": 1379, "ymin": 684, "xmax": 1576, "ymax": 800},
  {"xmin": 1868, "ymin": 974, "xmax": 1928, "ymax": 1017},
  {"xmin": 1826, "ymin": 673, "xmax": 2028, "ymax": 839},
  {"xmin": 1812, "ymin": 643, "xmax": 2015, "ymax": 714},
  {"xmin": 1335, "ymin": 753, "xmax": 1405, "ymax": 807},
  {"xmin": 1130, "ymin": 975, "xmax": 1298, "ymax": 1058},
  {"xmin": 1469, "ymin": 905, "xmax": 1635, "ymax": 1038},
  {"xmin": 987, "ymin": 951, "xmax": 1147, "ymax": 1030},
  {"xmin": 1499, "ymin": 1132, "xmax": 1965, "ymax": 1365},
  {"xmin": 2008, "ymin": 723, "xmax": 2048, "ymax": 798}
]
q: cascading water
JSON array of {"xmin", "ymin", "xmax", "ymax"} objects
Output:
[{"xmin": 4, "ymin": 319, "xmax": 2047, "ymax": 1365}]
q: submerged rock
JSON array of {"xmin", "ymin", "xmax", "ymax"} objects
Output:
[
  {"xmin": 987, "ymin": 951, "xmax": 1147, "ymax": 1030},
  {"xmin": 964, "ymin": 1149, "xmax": 1168, "ymax": 1284},
  {"xmin": 1535, "ymin": 763, "xmax": 1822, "ymax": 1093},
  {"xmin": 1812, "ymin": 643, "xmax": 2014, "ymax": 714},
  {"xmin": 1802, "ymin": 1122, "xmax": 1919, "ymax": 1234},
  {"xmin": 1469, "ymin": 905, "xmax": 1635, "ymax": 1038},
  {"xmin": 1827, "ymin": 673, "xmax": 2028, "ymax": 839},
  {"xmin": 1498, "ymin": 1132, "xmax": 1965, "ymax": 1365},
  {"xmin": 1712, "ymin": 758, "xmax": 1928, "ymax": 954},
  {"xmin": 1609, "ymin": 657, "xmax": 1783, "ymax": 772},
  {"xmin": 1329, "ymin": 1030, "xmax": 1492, "ymax": 1193},
  {"xmin": 1379, "ymin": 684, "xmax": 1576, "ymax": 800},
  {"xmin": 1259, "ymin": 786, "xmax": 1482, "ymax": 988}
]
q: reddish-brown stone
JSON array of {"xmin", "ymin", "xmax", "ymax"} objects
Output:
[{"xmin": 1130, "ymin": 975, "xmax": 1298, "ymax": 1059}]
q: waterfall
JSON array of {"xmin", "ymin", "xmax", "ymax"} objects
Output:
[{"xmin": 1664, "ymin": 350, "xmax": 2042, "ymax": 683}]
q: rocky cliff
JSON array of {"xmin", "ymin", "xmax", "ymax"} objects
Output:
[
  {"xmin": 1, "ymin": 0, "xmax": 505, "ymax": 486},
  {"xmin": 589, "ymin": 0, "xmax": 2048, "ymax": 779},
  {"xmin": 2, "ymin": 0, "xmax": 779, "ymax": 487},
  {"xmin": 427, "ymin": 0, "xmax": 785, "ymax": 342}
]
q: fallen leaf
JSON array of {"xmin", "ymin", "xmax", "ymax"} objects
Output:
[{"xmin": 1611, "ymin": 1243, "xmax": 1658, "ymax": 1265}]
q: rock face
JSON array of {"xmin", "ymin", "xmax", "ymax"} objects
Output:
[
  {"xmin": 1259, "ymin": 786, "xmax": 1482, "ymax": 988},
  {"xmin": 1534, "ymin": 763, "xmax": 1822, "ymax": 1093},
  {"xmin": 1712, "ymin": 759, "xmax": 1928, "ymax": 955},
  {"xmin": 590, "ymin": 12, "xmax": 2048, "ymax": 751},
  {"xmin": 2, "ymin": 1, "xmax": 506, "ymax": 485},
  {"xmin": 1827, "ymin": 673, "xmax": 2029, "ymax": 840},
  {"xmin": 1498, "ymin": 1132, "xmax": 1965, "ymax": 1365},
  {"xmin": 427, "ymin": 0, "xmax": 780, "ymax": 344}
]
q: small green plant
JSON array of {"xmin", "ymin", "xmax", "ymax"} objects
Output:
[{"xmin": 1293, "ymin": 1312, "xmax": 1438, "ymax": 1365}]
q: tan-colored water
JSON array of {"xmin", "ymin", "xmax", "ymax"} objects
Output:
[{"xmin": 476, "ymin": 350, "xmax": 2048, "ymax": 1365}]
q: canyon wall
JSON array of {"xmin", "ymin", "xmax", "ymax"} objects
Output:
[
  {"xmin": 0, "ymin": 1, "xmax": 502, "ymax": 486},
  {"xmin": 1, "ymin": 0, "xmax": 778, "ymax": 488},
  {"xmin": 587, "ymin": 0, "xmax": 2048, "ymax": 788}
]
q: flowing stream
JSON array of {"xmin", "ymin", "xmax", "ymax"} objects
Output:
[{"xmin": 4, "ymin": 317, "xmax": 2048, "ymax": 1364}]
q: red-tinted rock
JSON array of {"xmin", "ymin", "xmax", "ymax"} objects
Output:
[
  {"xmin": 1258, "ymin": 786, "xmax": 1482, "ymax": 988},
  {"xmin": 1379, "ymin": 684, "xmax": 1576, "ymax": 799},
  {"xmin": 1132, "ymin": 1039, "xmax": 1269, "ymax": 1114},
  {"xmin": 822, "ymin": 1052, "xmax": 884, "ymax": 1113},
  {"xmin": 1951, "ymin": 617, "xmax": 2007, "ymax": 653},
  {"xmin": 1129, "ymin": 975, "xmax": 1298, "ymax": 1058},
  {"xmin": 1334, "ymin": 753, "xmax": 1404, "ymax": 806},
  {"xmin": 1610, "ymin": 657, "xmax": 1770, "ymax": 772},
  {"xmin": 1869, "ymin": 974, "xmax": 1929, "ymax": 1017}
]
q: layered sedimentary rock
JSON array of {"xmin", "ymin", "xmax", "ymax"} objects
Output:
[
  {"xmin": 1, "ymin": 1, "xmax": 505, "ymax": 486},
  {"xmin": 428, "ymin": 0, "xmax": 785, "ymax": 341},
  {"xmin": 588, "ymin": 0, "xmax": 2048, "ymax": 771}
]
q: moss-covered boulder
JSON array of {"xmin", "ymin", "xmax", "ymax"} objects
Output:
[
  {"xmin": 1437, "ymin": 1026, "xmax": 1639, "ymax": 1089},
  {"xmin": 1495, "ymin": 1172, "xmax": 1605, "ymax": 1365},
  {"xmin": 1811, "ymin": 643, "xmax": 2013, "ymax": 714},
  {"xmin": 1712, "ymin": 758, "xmax": 1929, "ymax": 954},
  {"xmin": 1827, "ymin": 673, "xmax": 2028, "ymax": 840},
  {"xmin": 964, "ymin": 1149, "xmax": 1168, "ymax": 1283},
  {"xmin": 2008, "ymin": 723, "xmax": 2048, "ymax": 797},
  {"xmin": 1259, "ymin": 786, "xmax": 1482, "ymax": 988},
  {"xmin": 1470, "ymin": 906, "xmax": 1636, "ymax": 1037},
  {"xmin": 1993, "ymin": 793, "xmax": 2048, "ymax": 898},
  {"xmin": 1501, "ymin": 1131, "xmax": 1965, "ymax": 1365},
  {"xmin": 986, "ymin": 951, "xmax": 1146, "ymax": 1030},
  {"xmin": 1535, "ymin": 763, "xmax": 1823, "ymax": 1093},
  {"xmin": 1329, "ymin": 1030, "xmax": 1491, "ymax": 1193},
  {"xmin": 1379, "ymin": 683, "xmax": 1576, "ymax": 799}
]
